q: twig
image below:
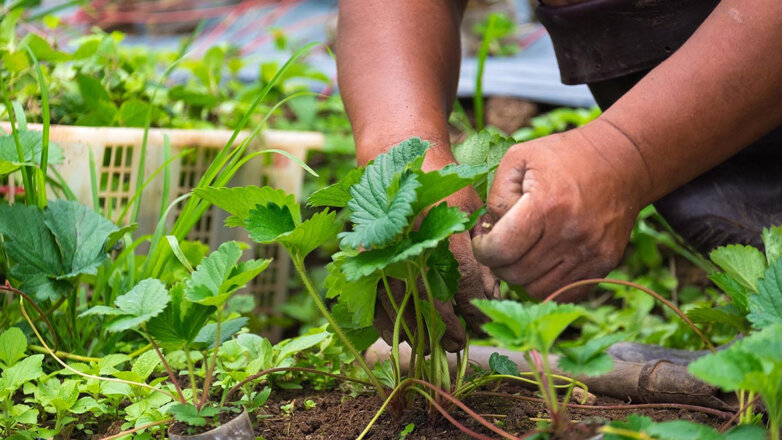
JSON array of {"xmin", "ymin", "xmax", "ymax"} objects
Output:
[
  {"xmin": 543, "ymin": 278, "xmax": 715, "ymax": 352},
  {"xmin": 1, "ymin": 282, "xmax": 59, "ymax": 351}
]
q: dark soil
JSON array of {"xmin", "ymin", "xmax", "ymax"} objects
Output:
[{"xmin": 253, "ymin": 383, "xmax": 724, "ymax": 440}]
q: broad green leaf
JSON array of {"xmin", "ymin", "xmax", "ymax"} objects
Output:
[
  {"xmin": 44, "ymin": 200, "xmax": 118, "ymax": 277},
  {"xmin": 341, "ymin": 203, "xmax": 469, "ymax": 281},
  {"xmin": 411, "ymin": 164, "xmax": 489, "ymax": 213},
  {"xmin": 748, "ymin": 258, "xmax": 782, "ymax": 329},
  {"xmin": 763, "ymin": 226, "xmax": 782, "ymax": 265},
  {"xmin": 339, "ymin": 138, "xmax": 429, "ymax": 249},
  {"xmin": 147, "ymin": 283, "xmax": 214, "ymax": 348},
  {"xmin": 558, "ymin": 333, "xmax": 626, "ymax": 377},
  {"xmin": 194, "ymin": 317, "xmax": 248, "ymax": 349},
  {"xmin": 709, "ymin": 272, "xmax": 749, "ymax": 314},
  {"xmin": 307, "ymin": 166, "xmax": 364, "ymax": 208},
  {"xmin": 245, "ymin": 203, "xmax": 296, "ymax": 244},
  {"xmin": 275, "ymin": 332, "xmax": 329, "ymax": 364},
  {"xmin": 194, "ymin": 186, "xmax": 300, "ymax": 227},
  {"xmin": 489, "ymin": 352, "xmax": 520, "ymax": 376},
  {"xmin": 76, "ymin": 73, "xmax": 111, "ymax": 107},
  {"xmin": 687, "ymin": 305, "xmax": 747, "ymax": 332},
  {"xmin": 0, "ymin": 327, "xmax": 27, "ymax": 367},
  {"xmin": 81, "ymin": 279, "xmax": 169, "ymax": 332},
  {"xmin": 0, "ymin": 203, "xmax": 66, "ymax": 301},
  {"xmin": 276, "ymin": 210, "xmax": 341, "ymax": 258},
  {"xmin": 166, "ymin": 403, "xmax": 208, "ymax": 427},
  {"xmin": 340, "ymin": 171, "xmax": 420, "ymax": 250},
  {"xmin": 688, "ymin": 344, "xmax": 763, "ymax": 391},
  {"xmin": 0, "ymin": 130, "xmax": 64, "ymax": 165},
  {"xmin": 645, "ymin": 421, "xmax": 722, "ymax": 440},
  {"xmin": 185, "ymin": 241, "xmax": 260, "ymax": 307},
  {"xmin": 710, "ymin": 245, "xmax": 766, "ymax": 292},
  {"xmin": 131, "ymin": 350, "xmax": 161, "ymax": 381},
  {"xmin": 603, "ymin": 414, "xmax": 653, "ymax": 440},
  {"xmin": 325, "ymin": 254, "xmax": 380, "ymax": 327},
  {"xmin": 426, "ymin": 239, "xmax": 460, "ymax": 301},
  {"xmin": 0, "ymin": 355, "xmax": 43, "ymax": 392},
  {"xmin": 722, "ymin": 425, "xmax": 770, "ymax": 440},
  {"xmin": 0, "ymin": 158, "xmax": 23, "ymax": 175},
  {"xmin": 22, "ymin": 33, "xmax": 69, "ymax": 61}
]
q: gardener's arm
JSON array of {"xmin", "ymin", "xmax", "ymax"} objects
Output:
[
  {"xmin": 337, "ymin": 0, "xmax": 498, "ymax": 351},
  {"xmin": 473, "ymin": 0, "xmax": 782, "ymax": 299}
]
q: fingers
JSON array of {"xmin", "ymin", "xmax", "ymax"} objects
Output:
[{"xmin": 472, "ymin": 192, "xmax": 544, "ymax": 268}]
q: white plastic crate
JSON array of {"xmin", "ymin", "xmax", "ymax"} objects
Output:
[{"xmin": 0, "ymin": 122, "xmax": 324, "ymax": 338}]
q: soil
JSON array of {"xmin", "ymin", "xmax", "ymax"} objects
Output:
[{"xmin": 254, "ymin": 383, "xmax": 724, "ymax": 440}]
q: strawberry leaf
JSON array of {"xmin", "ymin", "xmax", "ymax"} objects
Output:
[
  {"xmin": 185, "ymin": 241, "xmax": 267, "ymax": 307},
  {"xmin": 307, "ymin": 167, "xmax": 364, "ymax": 208},
  {"xmin": 748, "ymin": 258, "xmax": 782, "ymax": 329},
  {"xmin": 80, "ymin": 279, "xmax": 170, "ymax": 333},
  {"xmin": 710, "ymin": 244, "xmax": 766, "ymax": 292},
  {"xmin": 245, "ymin": 203, "xmax": 296, "ymax": 243},
  {"xmin": 194, "ymin": 185, "xmax": 301, "ymax": 227}
]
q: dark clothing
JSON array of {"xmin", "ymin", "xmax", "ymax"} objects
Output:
[{"xmin": 537, "ymin": 0, "xmax": 782, "ymax": 253}]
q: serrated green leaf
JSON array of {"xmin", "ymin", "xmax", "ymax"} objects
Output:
[
  {"xmin": 185, "ymin": 241, "xmax": 257, "ymax": 307},
  {"xmin": 307, "ymin": 167, "xmax": 364, "ymax": 208},
  {"xmin": 473, "ymin": 300, "xmax": 583, "ymax": 353},
  {"xmin": 489, "ymin": 352, "xmax": 520, "ymax": 376},
  {"xmin": 324, "ymin": 258, "xmax": 380, "ymax": 328},
  {"xmin": 426, "ymin": 239, "xmax": 460, "ymax": 301},
  {"xmin": 339, "ymin": 138, "xmax": 429, "ymax": 249},
  {"xmin": 275, "ymin": 332, "xmax": 329, "ymax": 364},
  {"xmin": 76, "ymin": 73, "xmax": 110, "ymax": 107},
  {"xmin": 710, "ymin": 245, "xmax": 766, "ymax": 292},
  {"xmin": 0, "ymin": 130, "xmax": 64, "ymax": 165},
  {"xmin": 558, "ymin": 333, "xmax": 625, "ymax": 377},
  {"xmin": 44, "ymin": 200, "xmax": 118, "ymax": 278},
  {"xmin": 245, "ymin": 203, "xmax": 296, "ymax": 244},
  {"xmin": 131, "ymin": 350, "xmax": 161, "ymax": 381},
  {"xmin": 277, "ymin": 210, "xmax": 341, "ymax": 258},
  {"xmin": 688, "ymin": 343, "xmax": 763, "ymax": 391},
  {"xmin": 604, "ymin": 415, "xmax": 654, "ymax": 440},
  {"xmin": 166, "ymin": 403, "xmax": 207, "ymax": 427},
  {"xmin": 80, "ymin": 279, "xmax": 169, "ymax": 333},
  {"xmin": 0, "ymin": 327, "xmax": 27, "ymax": 367},
  {"xmin": 558, "ymin": 353, "xmax": 613, "ymax": 377},
  {"xmin": 341, "ymin": 203, "xmax": 469, "ymax": 281},
  {"xmin": 687, "ymin": 306, "xmax": 747, "ymax": 331},
  {"xmin": 0, "ymin": 203, "xmax": 66, "ymax": 301},
  {"xmin": 748, "ymin": 258, "xmax": 782, "ymax": 329},
  {"xmin": 722, "ymin": 425, "xmax": 769, "ymax": 440},
  {"xmin": 340, "ymin": 171, "xmax": 421, "ymax": 250},
  {"xmin": 645, "ymin": 421, "xmax": 722, "ymax": 440},
  {"xmin": 0, "ymin": 355, "xmax": 43, "ymax": 392},
  {"xmin": 411, "ymin": 163, "xmax": 489, "ymax": 213},
  {"xmin": 709, "ymin": 272, "xmax": 749, "ymax": 314},
  {"xmin": 147, "ymin": 284, "xmax": 214, "ymax": 348},
  {"xmin": 194, "ymin": 317, "xmax": 248, "ymax": 349},
  {"xmin": 763, "ymin": 226, "xmax": 782, "ymax": 265},
  {"xmin": 195, "ymin": 186, "xmax": 300, "ymax": 227}
]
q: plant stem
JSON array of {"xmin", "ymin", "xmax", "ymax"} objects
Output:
[
  {"xmin": 183, "ymin": 348, "xmax": 200, "ymax": 405},
  {"xmin": 381, "ymin": 271, "xmax": 414, "ymax": 345},
  {"xmin": 28, "ymin": 345, "xmax": 99, "ymax": 363},
  {"xmin": 1, "ymin": 283, "xmax": 60, "ymax": 351},
  {"xmin": 199, "ymin": 306, "xmax": 223, "ymax": 409},
  {"xmin": 0, "ymin": 74, "xmax": 35, "ymax": 205},
  {"xmin": 407, "ymin": 263, "xmax": 426, "ymax": 381},
  {"xmin": 392, "ymin": 287, "xmax": 414, "ymax": 386},
  {"xmin": 291, "ymin": 256, "xmax": 387, "ymax": 399},
  {"xmin": 144, "ymin": 328, "xmax": 186, "ymax": 404},
  {"xmin": 418, "ymin": 261, "xmax": 440, "ymax": 390}
]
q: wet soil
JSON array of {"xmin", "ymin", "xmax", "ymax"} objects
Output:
[{"xmin": 253, "ymin": 383, "xmax": 724, "ymax": 440}]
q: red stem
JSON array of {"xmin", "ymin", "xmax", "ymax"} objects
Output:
[
  {"xmin": 543, "ymin": 278, "xmax": 715, "ymax": 352},
  {"xmin": 719, "ymin": 394, "xmax": 762, "ymax": 432},
  {"xmin": 473, "ymin": 391, "xmax": 734, "ymax": 420},
  {"xmin": 145, "ymin": 329, "xmax": 187, "ymax": 404},
  {"xmin": 412, "ymin": 388, "xmax": 495, "ymax": 440},
  {"xmin": 1, "ymin": 282, "xmax": 59, "ymax": 351}
]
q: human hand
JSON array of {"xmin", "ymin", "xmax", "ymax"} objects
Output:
[
  {"xmin": 373, "ymin": 186, "xmax": 500, "ymax": 352},
  {"xmin": 472, "ymin": 123, "xmax": 648, "ymax": 300}
]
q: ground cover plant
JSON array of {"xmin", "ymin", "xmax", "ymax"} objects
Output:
[{"xmin": 2, "ymin": 5, "xmax": 782, "ymax": 440}]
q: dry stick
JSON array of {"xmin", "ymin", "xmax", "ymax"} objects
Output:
[
  {"xmin": 409, "ymin": 387, "xmax": 496, "ymax": 440},
  {"xmin": 100, "ymin": 418, "xmax": 172, "ymax": 440},
  {"xmin": 18, "ymin": 297, "xmax": 178, "ymax": 401},
  {"xmin": 543, "ymin": 278, "xmax": 716, "ymax": 352},
  {"xmin": 1, "ymin": 282, "xmax": 59, "ymax": 351},
  {"xmin": 473, "ymin": 391, "xmax": 734, "ymax": 420},
  {"xmin": 407, "ymin": 379, "xmax": 520, "ymax": 440},
  {"xmin": 719, "ymin": 394, "xmax": 762, "ymax": 432},
  {"xmin": 223, "ymin": 367, "xmax": 375, "ymax": 404}
]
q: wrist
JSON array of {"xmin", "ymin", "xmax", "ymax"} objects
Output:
[
  {"xmin": 354, "ymin": 130, "xmax": 455, "ymax": 170},
  {"xmin": 573, "ymin": 119, "xmax": 652, "ymax": 209}
]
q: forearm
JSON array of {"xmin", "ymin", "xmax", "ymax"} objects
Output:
[
  {"xmin": 588, "ymin": 0, "xmax": 782, "ymax": 206},
  {"xmin": 336, "ymin": 0, "xmax": 466, "ymax": 168}
]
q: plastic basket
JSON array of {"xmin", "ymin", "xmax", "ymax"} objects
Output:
[{"xmin": 0, "ymin": 122, "xmax": 324, "ymax": 339}]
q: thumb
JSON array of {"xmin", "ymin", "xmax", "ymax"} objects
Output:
[{"xmin": 472, "ymin": 192, "xmax": 544, "ymax": 268}]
